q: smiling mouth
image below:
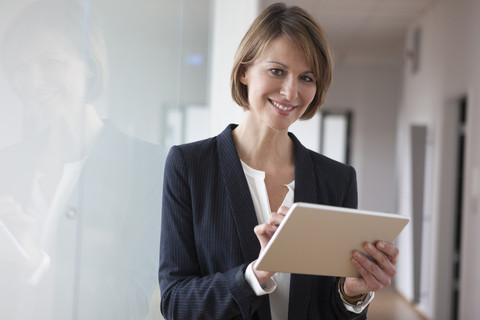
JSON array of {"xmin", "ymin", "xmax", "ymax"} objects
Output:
[
  {"xmin": 25, "ymin": 87, "xmax": 58, "ymax": 102},
  {"xmin": 269, "ymin": 99, "xmax": 296, "ymax": 111},
  {"xmin": 33, "ymin": 91, "xmax": 57, "ymax": 101}
]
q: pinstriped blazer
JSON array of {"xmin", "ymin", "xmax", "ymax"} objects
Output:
[{"xmin": 159, "ymin": 124, "xmax": 368, "ymax": 320}]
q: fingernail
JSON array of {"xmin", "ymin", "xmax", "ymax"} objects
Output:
[{"xmin": 377, "ymin": 242, "xmax": 385, "ymax": 249}]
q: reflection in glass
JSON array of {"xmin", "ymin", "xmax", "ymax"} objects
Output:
[{"xmin": 0, "ymin": 1, "xmax": 164, "ymax": 319}]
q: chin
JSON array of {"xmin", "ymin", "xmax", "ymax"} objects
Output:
[{"xmin": 267, "ymin": 122, "xmax": 292, "ymax": 132}]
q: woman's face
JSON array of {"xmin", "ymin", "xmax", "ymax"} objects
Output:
[
  {"xmin": 240, "ymin": 36, "xmax": 317, "ymax": 131},
  {"xmin": 5, "ymin": 25, "xmax": 91, "ymax": 127}
]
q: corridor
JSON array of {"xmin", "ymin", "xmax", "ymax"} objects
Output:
[{"xmin": 368, "ymin": 286, "xmax": 426, "ymax": 320}]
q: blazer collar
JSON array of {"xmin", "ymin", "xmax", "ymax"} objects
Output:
[
  {"xmin": 217, "ymin": 124, "xmax": 261, "ymax": 262},
  {"xmin": 289, "ymin": 132, "xmax": 319, "ymax": 204}
]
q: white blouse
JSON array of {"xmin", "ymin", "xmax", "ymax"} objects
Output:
[{"xmin": 241, "ymin": 160, "xmax": 293, "ymax": 320}]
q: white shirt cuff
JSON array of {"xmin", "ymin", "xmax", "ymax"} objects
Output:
[
  {"xmin": 245, "ymin": 262, "xmax": 276, "ymax": 296},
  {"xmin": 339, "ymin": 290, "xmax": 375, "ymax": 314}
]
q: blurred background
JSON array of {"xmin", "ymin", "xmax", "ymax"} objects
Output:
[{"xmin": 0, "ymin": 0, "xmax": 479, "ymax": 319}]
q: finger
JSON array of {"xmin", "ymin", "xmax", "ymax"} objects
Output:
[
  {"xmin": 0, "ymin": 201, "xmax": 33, "ymax": 224},
  {"xmin": 0, "ymin": 195, "xmax": 23, "ymax": 215},
  {"xmin": 0, "ymin": 194, "xmax": 15, "ymax": 203},
  {"xmin": 277, "ymin": 206, "xmax": 289, "ymax": 215},
  {"xmin": 364, "ymin": 243, "xmax": 397, "ymax": 277},
  {"xmin": 375, "ymin": 241, "xmax": 399, "ymax": 264},
  {"xmin": 254, "ymin": 223, "xmax": 277, "ymax": 237},
  {"xmin": 269, "ymin": 211, "xmax": 285, "ymax": 226},
  {"xmin": 353, "ymin": 251, "xmax": 392, "ymax": 288},
  {"xmin": 351, "ymin": 256, "xmax": 384, "ymax": 292},
  {"xmin": 254, "ymin": 223, "xmax": 278, "ymax": 251}
]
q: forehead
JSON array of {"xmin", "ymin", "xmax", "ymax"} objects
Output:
[
  {"xmin": 255, "ymin": 36, "xmax": 313, "ymax": 70},
  {"xmin": 5, "ymin": 25, "xmax": 78, "ymax": 64}
]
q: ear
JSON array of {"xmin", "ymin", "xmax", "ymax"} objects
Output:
[
  {"xmin": 239, "ymin": 65, "xmax": 248, "ymax": 85},
  {"xmin": 84, "ymin": 58, "xmax": 96, "ymax": 80}
]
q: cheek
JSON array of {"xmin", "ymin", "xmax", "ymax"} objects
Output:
[
  {"xmin": 303, "ymin": 86, "xmax": 317, "ymax": 105},
  {"xmin": 58, "ymin": 61, "xmax": 90, "ymax": 95},
  {"xmin": 249, "ymin": 78, "xmax": 275, "ymax": 99},
  {"xmin": 10, "ymin": 74, "xmax": 25, "ymax": 95}
]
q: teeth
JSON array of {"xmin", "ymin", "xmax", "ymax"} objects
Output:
[{"xmin": 271, "ymin": 100, "xmax": 294, "ymax": 111}]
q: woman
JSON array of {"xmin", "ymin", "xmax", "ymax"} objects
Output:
[
  {"xmin": 159, "ymin": 3, "xmax": 398, "ymax": 319},
  {"xmin": 0, "ymin": 1, "xmax": 163, "ymax": 318}
]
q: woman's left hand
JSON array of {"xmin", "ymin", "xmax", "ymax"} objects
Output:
[{"xmin": 343, "ymin": 241, "xmax": 399, "ymax": 297}]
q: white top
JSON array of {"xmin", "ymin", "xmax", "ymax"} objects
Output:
[
  {"xmin": 240, "ymin": 160, "xmax": 373, "ymax": 318},
  {"xmin": 241, "ymin": 160, "xmax": 293, "ymax": 319},
  {"xmin": 25, "ymin": 159, "xmax": 86, "ymax": 285}
]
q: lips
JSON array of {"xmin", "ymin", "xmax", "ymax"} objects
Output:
[
  {"xmin": 21, "ymin": 85, "xmax": 59, "ymax": 102},
  {"xmin": 269, "ymin": 99, "xmax": 296, "ymax": 112},
  {"xmin": 31, "ymin": 90, "xmax": 58, "ymax": 101}
]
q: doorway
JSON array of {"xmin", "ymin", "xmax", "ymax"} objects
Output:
[
  {"xmin": 451, "ymin": 96, "xmax": 467, "ymax": 320},
  {"xmin": 435, "ymin": 95, "xmax": 468, "ymax": 320},
  {"xmin": 319, "ymin": 109, "xmax": 353, "ymax": 165}
]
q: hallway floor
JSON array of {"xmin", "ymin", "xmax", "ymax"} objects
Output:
[
  {"xmin": 148, "ymin": 284, "xmax": 427, "ymax": 319},
  {"xmin": 367, "ymin": 286, "xmax": 426, "ymax": 320}
]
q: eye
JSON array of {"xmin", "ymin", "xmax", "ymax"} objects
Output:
[
  {"xmin": 41, "ymin": 57, "xmax": 62, "ymax": 68},
  {"xmin": 300, "ymin": 75, "xmax": 314, "ymax": 83},
  {"xmin": 269, "ymin": 68, "xmax": 284, "ymax": 76},
  {"xmin": 9, "ymin": 63, "xmax": 29, "ymax": 76},
  {"xmin": 42, "ymin": 58, "xmax": 60, "ymax": 67}
]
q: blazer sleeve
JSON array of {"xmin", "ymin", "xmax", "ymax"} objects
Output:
[{"xmin": 158, "ymin": 146, "xmax": 264, "ymax": 320}]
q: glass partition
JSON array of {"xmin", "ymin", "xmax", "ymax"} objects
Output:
[{"xmin": 0, "ymin": 0, "xmax": 211, "ymax": 319}]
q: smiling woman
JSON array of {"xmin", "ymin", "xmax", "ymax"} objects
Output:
[
  {"xmin": 1, "ymin": 0, "xmax": 108, "ymax": 138},
  {"xmin": 0, "ymin": 1, "xmax": 165, "ymax": 319},
  {"xmin": 159, "ymin": 3, "xmax": 400, "ymax": 320}
]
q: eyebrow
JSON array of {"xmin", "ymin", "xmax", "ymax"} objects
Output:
[{"xmin": 265, "ymin": 60, "xmax": 314, "ymax": 74}]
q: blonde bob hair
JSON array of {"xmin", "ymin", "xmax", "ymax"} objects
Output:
[
  {"xmin": 1, "ymin": 0, "xmax": 108, "ymax": 104},
  {"xmin": 230, "ymin": 3, "xmax": 334, "ymax": 120}
]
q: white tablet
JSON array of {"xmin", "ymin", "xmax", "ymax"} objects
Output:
[
  {"xmin": 0, "ymin": 219, "xmax": 30, "ymax": 261},
  {"xmin": 255, "ymin": 202, "xmax": 409, "ymax": 277}
]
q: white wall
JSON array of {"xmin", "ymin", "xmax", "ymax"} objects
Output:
[
  {"xmin": 396, "ymin": 0, "xmax": 480, "ymax": 318},
  {"xmin": 208, "ymin": 0, "xmax": 258, "ymax": 136},
  {"xmin": 326, "ymin": 65, "xmax": 402, "ymax": 213}
]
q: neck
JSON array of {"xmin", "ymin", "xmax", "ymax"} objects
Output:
[
  {"xmin": 233, "ymin": 113, "xmax": 294, "ymax": 170},
  {"xmin": 36, "ymin": 105, "xmax": 104, "ymax": 172}
]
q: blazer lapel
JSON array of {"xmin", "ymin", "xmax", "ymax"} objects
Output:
[
  {"xmin": 290, "ymin": 132, "xmax": 319, "ymax": 205},
  {"xmin": 216, "ymin": 125, "xmax": 261, "ymax": 263},
  {"xmin": 288, "ymin": 132, "xmax": 319, "ymax": 319}
]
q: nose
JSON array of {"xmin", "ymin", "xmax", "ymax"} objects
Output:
[{"xmin": 280, "ymin": 76, "xmax": 298, "ymax": 101}]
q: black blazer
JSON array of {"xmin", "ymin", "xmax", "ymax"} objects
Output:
[
  {"xmin": 0, "ymin": 122, "xmax": 165, "ymax": 319},
  {"xmin": 159, "ymin": 124, "xmax": 367, "ymax": 320}
]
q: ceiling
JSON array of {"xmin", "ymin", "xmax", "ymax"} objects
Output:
[{"xmin": 260, "ymin": 0, "xmax": 439, "ymax": 66}]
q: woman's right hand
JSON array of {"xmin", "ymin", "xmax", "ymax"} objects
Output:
[
  {"xmin": 0, "ymin": 195, "xmax": 39, "ymax": 263},
  {"xmin": 252, "ymin": 206, "xmax": 289, "ymax": 284}
]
